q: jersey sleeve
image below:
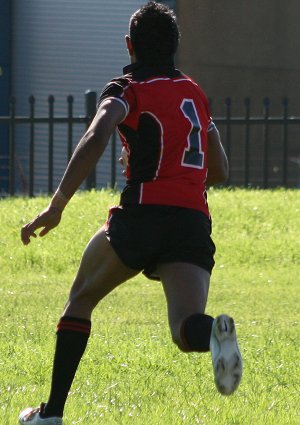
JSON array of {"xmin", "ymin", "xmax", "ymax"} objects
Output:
[
  {"xmin": 97, "ymin": 78, "xmax": 136, "ymax": 120},
  {"xmin": 197, "ymin": 85, "xmax": 216, "ymax": 133},
  {"xmin": 203, "ymin": 96, "xmax": 216, "ymax": 133},
  {"xmin": 207, "ymin": 120, "xmax": 216, "ymax": 132}
]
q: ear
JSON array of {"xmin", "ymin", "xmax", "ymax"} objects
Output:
[{"xmin": 125, "ymin": 35, "xmax": 135, "ymax": 57}]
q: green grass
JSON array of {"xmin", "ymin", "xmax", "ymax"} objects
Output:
[{"xmin": 0, "ymin": 188, "xmax": 299, "ymax": 425}]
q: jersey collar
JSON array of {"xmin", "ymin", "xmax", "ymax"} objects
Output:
[{"xmin": 123, "ymin": 61, "xmax": 180, "ymax": 80}]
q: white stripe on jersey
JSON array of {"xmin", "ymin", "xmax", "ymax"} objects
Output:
[
  {"xmin": 139, "ymin": 182, "xmax": 144, "ymax": 204},
  {"xmin": 207, "ymin": 121, "xmax": 216, "ymax": 132},
  {"xmin": 131, "ymin": 77, "xmax": 171, "ymax": 85},
  {"xmin": 145, "ymin": 77, "xmax": 171, "ymax": 84},
  {"xmin": 132, "ymin": 77, "xmax": 195, "ymax": 85}
]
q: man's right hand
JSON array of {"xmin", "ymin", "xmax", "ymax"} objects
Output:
[{"xmin": 21, "ymin": 207, "xmax": 62, "ymax": 245}]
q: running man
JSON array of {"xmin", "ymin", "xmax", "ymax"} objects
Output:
[{"xmin": 19, "ymin": 2, "xmax": 242, "ymax": 423}]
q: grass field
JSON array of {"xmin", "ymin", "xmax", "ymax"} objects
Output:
[{"xmin": 0, "ymin": 188, "xmax": 299, "ymax": 425}]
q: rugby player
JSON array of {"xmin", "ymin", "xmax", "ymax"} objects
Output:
[{"xmin": 19, "ymin": 2, "xmax": 242, "ymax": 423}]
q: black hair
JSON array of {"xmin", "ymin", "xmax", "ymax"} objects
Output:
[{"xmin": 129, "ymin": 1, "xmax": 180, "ymax": 66}]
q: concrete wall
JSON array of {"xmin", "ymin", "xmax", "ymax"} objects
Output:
[
  {"xmin": 10, "ymin": 0, "xmax": 142, "ymax": 194},
  {"xmin": 177, "ymin": 0, "xmax": 300, "ymax": 115},
  {"xmin": 176, "ymin": 0, "xmax": 300, "ymax": 186}
]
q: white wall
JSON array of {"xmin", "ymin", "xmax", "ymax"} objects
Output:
[{"xmin": 12, "ymin": 0, "xmax": 143, "ymax": 192}]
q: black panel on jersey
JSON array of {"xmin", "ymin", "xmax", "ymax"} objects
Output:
[
  {"xmin": 119, "ymin": 112, "xmax": 161, "ymax": 183},
  {"xmin": 120, "ymin": 183, "xmax": 140, "ymax": 204},
  {"xmin": 97, "ymin": 77, "xmax": 130, "ymax": 109}
]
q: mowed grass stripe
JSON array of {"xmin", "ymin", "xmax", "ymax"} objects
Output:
[{"xmin": 0, "ymin": 188, "xmax": 299, "ymax": 424}]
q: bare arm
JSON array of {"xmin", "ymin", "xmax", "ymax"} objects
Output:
[
  {"xmin": 206, "ymin": 127, "xmax": 229, "ymax": 186},
  {"xmin": 21, "ymin": 99, "xmax": 126, "ymax": 244}
]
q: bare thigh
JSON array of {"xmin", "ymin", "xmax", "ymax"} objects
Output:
[
  {"xmin": 157, "ymin": 262, "xmax": 211, "ymax": 347},
  {"xmin": 63, "ymin": 226, "xmax": 139, "ymax": 319}
]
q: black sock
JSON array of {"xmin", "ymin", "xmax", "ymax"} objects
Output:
[
  {"xmin": 180, "ymin": 313, "xmax": 214, "ymax": 352},
  {"xmin": 42, "ymin": 316, "xmax": 91, "ymax": 418}
]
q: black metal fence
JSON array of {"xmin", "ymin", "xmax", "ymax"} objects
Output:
[
  {"xmin": 213, "ymin": 97, "xmax": 300, "ymax": 188},
  {"xmin": 0, "ymin": 91, "xmax": 101, "ymax": 196},
  {"xmin": 0, "ymin": 93, "xmax": 300, "ymax": 197}
]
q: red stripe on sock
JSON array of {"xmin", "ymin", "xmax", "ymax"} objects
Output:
[
  {"xmin": 57, "ymin": 321, "xmax": 91, "ymax": 334},
  {"xmin": 58, "ymin": 320, "xmax": 91, "ymax": 330}
]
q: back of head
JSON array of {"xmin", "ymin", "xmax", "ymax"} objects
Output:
[{"xmin": 129, "ymin": 1, "xmax": 180, "ymax": 66}]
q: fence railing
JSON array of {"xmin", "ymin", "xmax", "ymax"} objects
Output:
[
  {"xmin": 0, "ymin": 91, "xmax": 100, "ymax": 196},
  {"xmin": 0, "ymin": 94, "xmax": 300, "ymax": 196},
  {"xmin": 212, "ymin": 97, "xmax": 300, "ymax": 188}
]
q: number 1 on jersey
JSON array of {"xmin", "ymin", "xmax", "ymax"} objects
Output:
[{"xmin": 180, "ymin": 99, "xmax": 204, "ymax": 169}]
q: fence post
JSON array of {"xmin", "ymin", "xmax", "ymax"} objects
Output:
[
  {"xmin": 111, "ymin": 131, "xmax": 116, "ymax": 189},
  {"xmin": 263, "ymin": 97, "xmax": 270, "ymax": 188},
  {"xmin": 85, "ymin": 90, "xmax": 97, "ymax": 190},
  {"xmin": 48, "ymin": 95, "xmax": 54, "ymax": 194},
  {"xmin": 244, "ymin": 98, "xmax": 250, "ymax": 187},
  {"xmin": 9, "ymin": 96, "xmax": 16, "ymax": 196},
  {"xmin": 282, "ymin": 97, "xmax": 288, "ymax": 186},
  {"xmin": 67, "ymin": 95, "xmax": 74, "ymax": 162},
  {"xmin": 225, "ymin": 97, "xmax": 231, "ymax": 185},
  {"xmin": 29, "ymin": 95, "xmax": 35, "ymax": 197}
]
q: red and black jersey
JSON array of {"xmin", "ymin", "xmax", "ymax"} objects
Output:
[{"xmin": 98, "ymin": 62, "xmax": 215, "ymax": 217}]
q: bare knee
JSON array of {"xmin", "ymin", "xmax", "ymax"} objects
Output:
[
  {"xmin": 63, "ymin": 284, "xmax": 98, "ymax": 319},
  {"xmin": 169, "ymin": 323, "xmax": 192, "ymax": 353}
]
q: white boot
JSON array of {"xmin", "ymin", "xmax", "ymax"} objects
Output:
[{"xmin": 210, "ymin": 314, "xmax": 243, "ymax": 395}]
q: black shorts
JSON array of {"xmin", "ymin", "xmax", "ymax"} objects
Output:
[{"xmin": 105, "ymin": 205, "xmax": 216, "ymax": 281}]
